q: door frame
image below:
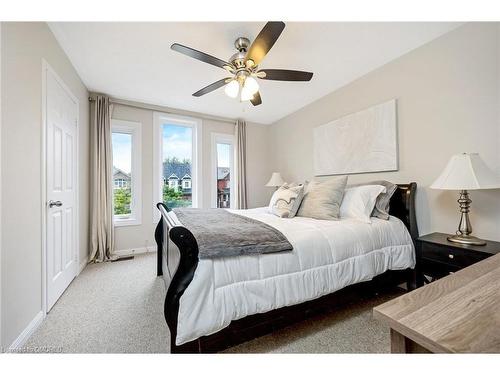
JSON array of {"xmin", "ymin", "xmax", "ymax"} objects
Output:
[{"xmin": 41, "ymin": 59, "xmax": 80, "ymax": 315}]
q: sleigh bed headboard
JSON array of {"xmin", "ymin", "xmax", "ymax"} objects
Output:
[{"xmin": 388, "ymin": 182, "xmax": 418, "ymax": 241}]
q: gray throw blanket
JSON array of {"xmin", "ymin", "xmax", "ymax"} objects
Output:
[{"xmin": 173, "ymin": 208, "xmax": 293, "ymax": 259}]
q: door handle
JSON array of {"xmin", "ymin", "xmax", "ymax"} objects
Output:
[{"xmin": 48, "ymin": 200, "xmax": 63, "ymax": 208}]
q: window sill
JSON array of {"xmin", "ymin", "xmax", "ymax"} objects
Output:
[{"xmin": 114, "ymin": 218, "xmax": 142, "ymax": 227}]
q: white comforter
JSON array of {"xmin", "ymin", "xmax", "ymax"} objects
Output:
[{"xmin": 172, "ymin": 207, "xmax": 415, "ymax": 345}]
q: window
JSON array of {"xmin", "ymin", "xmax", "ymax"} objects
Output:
[
  {"xmin": 111, "ymin": 119, "xmax": 142, "ymax": 226},
  {"xmin": 211, "ymin": 133, "xmax": 235, "ymax": 208},
  {"xmin": 114, "ymin": 178, "xmax": 128, "ymax": 188},
  {"xmin": 153, "ymin": 112, "xmax": 202, "ymax": 219},
  {"xmin": 168, "ymin": 178, "xmax": 179, "ymax": 189}
]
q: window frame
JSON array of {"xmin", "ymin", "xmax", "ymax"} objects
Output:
[
  {"xmin": 153, "ymin": 112, "xmax": 202, "ymax": 222},
  {"xmin": 111, "ymin": 119, "xmax": 142, "ymax": 227},
  {"xmin": 211, "ymin": 132, "xmax": 235, "ymax": 209}
]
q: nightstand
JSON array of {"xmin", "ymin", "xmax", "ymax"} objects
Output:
[{"xmin": 415, "ymin": 232, "xmax": 500, "ymax": 287}]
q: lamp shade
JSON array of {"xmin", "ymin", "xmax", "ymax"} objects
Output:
[
  {"xmin": 266, "ymin": 172, "xmax": 285, "ymax": 187},
  {"xmin": 430, "ymin": 153, "xmax": 500, "ymax": 190}
]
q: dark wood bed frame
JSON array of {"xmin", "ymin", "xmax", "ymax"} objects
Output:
[{"xmin": 155, "ymin": 183, "xmax": 418, "ymax": 353}]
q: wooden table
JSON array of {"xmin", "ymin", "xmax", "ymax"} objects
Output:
[{"xmin": 373, "ymin": 253, "xmax": 500, "ymax": 353}]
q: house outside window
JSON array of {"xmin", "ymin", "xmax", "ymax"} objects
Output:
[
  {"xmin": 181, "ymin": 174, "xmax": 192, "ymax": 189},
  {"xmin": 168, "ymin": 174, "xmax": 179, "ymax": 189},
  {"xmin": 113, "ymin": 171, "xmax": 130, "ymax": 189},
  {"xmin": 217, "ymin": 167, "xmax": 231, "ymax": 208}
]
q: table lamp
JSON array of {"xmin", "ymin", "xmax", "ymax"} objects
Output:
[
  {"xmin": 430, "ymin": 153, "xmax": 500, "ymax": 245},
  {"xmin": 266, "ymin": 172, "xmax": 285, "ymax": 190}
]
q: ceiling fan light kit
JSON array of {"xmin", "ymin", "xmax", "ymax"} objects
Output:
[
  {"xmin": 240, "ymin": 85, "xmax": 255, "ymax": 101},
  {"xmin": 171, "ymin": 21, "xmax": 314, "ymax": 106},
  {"xmin": 224, "ymin": 79, "xmax": 240, "ymax": 98},
  {"xmin": 243, "ymin": 76, "xmax": 259, "ymax": 95}
]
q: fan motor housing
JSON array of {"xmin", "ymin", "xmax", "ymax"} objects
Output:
[
  {"xmin": 234, "ymin": 37, "xmax": 250, "ymax": 52},
  {"xmin": 230, "ymin": 51, "xmax": 246, "ymax": 69},
  {"xmin": 230, "ymin": 37, "xmax": 252, "ymax": 70}
]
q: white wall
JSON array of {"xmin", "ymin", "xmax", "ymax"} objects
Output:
[
  {"xmin": 1, "ymin": 22, "xmax": 90, "ymax": 348},
  {"xmin": 111, "ymin": 103, "xmax": 271, "ymax": 252},
  {"xmin": 270, "ymin": 23, "xmax": 500, "ymax": 241},
  {"xmin": 245, "ymin": 122, "xmax": 273, "ymax": 208}
]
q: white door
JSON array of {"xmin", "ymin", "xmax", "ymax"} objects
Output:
[{"xmin": 45, "ymin": 68, "xmax": 78, "ymax": 311}]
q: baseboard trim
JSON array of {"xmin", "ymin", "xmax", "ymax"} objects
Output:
[
  {"xmin": 78, "ymin": 257, "xmax": 88, "ymax": 275},
  {"xmin": 114, "ymin": 246, "xmax": 156, "ymax": 258},
  {"xmin": 8, "ymin": 311, "xmax": 44, "ymax": 351}
]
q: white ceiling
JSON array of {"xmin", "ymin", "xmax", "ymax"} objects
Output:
[{"xmin": 49, "ymin": 22, "xmax": 461, "ymax": 124}]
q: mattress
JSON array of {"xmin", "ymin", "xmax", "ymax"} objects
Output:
[{"xmin": 170, "ymin": 207, "xmax": 415, "ymax": 345}]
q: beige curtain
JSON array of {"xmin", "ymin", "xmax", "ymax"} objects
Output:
[
  {"xmin": 235, "ymin": 119, "xmax": 248, "ymax": 209},
  {"xmin": 89, "ymin": 95, "xmax": 115, "ymax": 262}
]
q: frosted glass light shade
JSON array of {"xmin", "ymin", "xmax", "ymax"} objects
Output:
[
  {"xmin": 224, "ymin": 80, "xmax": 239, "ymax": 98},
  {"xmin": 430, "ymin": 153, "xmax": 500, "ymax": 190},
  {"xmin": 244, "ymin": 76, "xmax": 259, "ymax": 95},
  {"xmin": 240, "ymin": 85, "xmax": 254, "ymax": 101},
  {"xmin": 266, "ymin": 172, "xmax": 285, "ymax": 187},
  {"xmin": 240, "ymin": 76, "xmax": 259, "ymax": 101}
]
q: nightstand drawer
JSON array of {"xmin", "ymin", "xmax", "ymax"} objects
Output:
[
  {"xmin": 420, "ymin": 242, "xmax": 487, "ymax": 268},
  {"xmin": 420, "ymin": 258, "xmax": 459, "ymax": 278}
]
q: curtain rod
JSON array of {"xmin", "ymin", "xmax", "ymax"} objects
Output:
[{"xmin": 88, "ymin": 96, "xmax": 237, "ymax": 125}]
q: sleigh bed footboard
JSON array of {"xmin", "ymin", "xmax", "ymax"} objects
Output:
[{"xmin": 155, "ymin": 203, "xmax": 199, "ymax": 353}]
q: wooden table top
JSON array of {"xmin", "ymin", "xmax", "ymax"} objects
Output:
[{"xmin": 373, "ymin": 253, "xmax": 500, "ymax": 353}]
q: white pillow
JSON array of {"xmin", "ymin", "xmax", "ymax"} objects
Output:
[{"xmin": 340, "ymin": 185, "xmax": 387, "ymax": 223}]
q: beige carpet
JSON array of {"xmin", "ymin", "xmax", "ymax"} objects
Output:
[{"xmin": 25, "ymin": 253, "xmax": 401, "ymax": 353}]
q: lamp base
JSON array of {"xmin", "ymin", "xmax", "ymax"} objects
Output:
[
  {"xmin": 447, "ymin": 190, "xmax": 486, "ymax": 246},
  {"xmin": 447, "ymin": 234, "xmax": 486, "ymax": 246}
]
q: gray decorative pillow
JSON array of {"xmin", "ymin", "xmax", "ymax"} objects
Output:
[
  {"xmin": 348, "ymin": 180, "xmax": 397, "ymax": 220},
  {"xmin": 296, "ymin": 176, "xmax": 348, "ymax": 220},
  {"xmin": 268, "ymin": 183, "xmax": 305, "ymax": 218}
]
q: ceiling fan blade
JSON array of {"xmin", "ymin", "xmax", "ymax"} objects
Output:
[
  {"xmin": 244, "ymin": 21, "xmax": 285, "ymax": 68},
  {"xmin": 258, "ymin": 69, "xmax": 313, "ymax": 81},
  {"xmin": 250, "ymin": 91, "xmax": 262, "ymax": 106},
  {"xmin": 193, "ymin": 78, "xmax": 231, "ymax": 97},
  {"xmin": 171, "ymin": 43, "xmax": 230, "ymax": 69}
]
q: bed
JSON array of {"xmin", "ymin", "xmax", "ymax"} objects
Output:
[{"xmin": 155, "ymin": 183, "xmax": 418, "ymax": 353}]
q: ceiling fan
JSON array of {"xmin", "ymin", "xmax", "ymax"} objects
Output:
[{"xmin": 171, "ymin": 21, "xmax": 313, "ymax": 106}]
